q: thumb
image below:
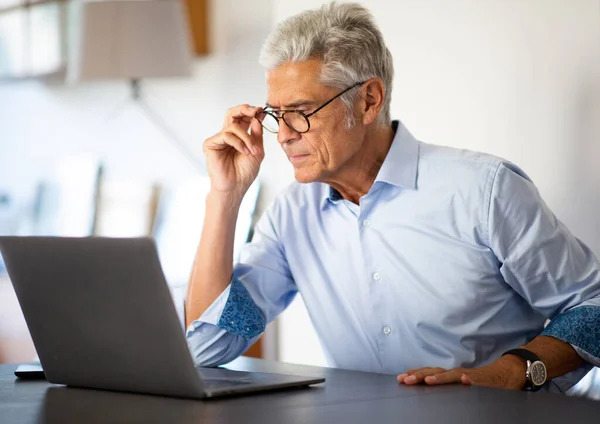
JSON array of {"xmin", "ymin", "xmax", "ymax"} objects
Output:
[{"xmin": 461, "ymin": 374, "xmax": 473, "ymax": 385}]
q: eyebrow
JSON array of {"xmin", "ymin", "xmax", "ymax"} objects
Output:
[{"xmin": 265, "ymin": 99, "xmax": 318, "ymax": 109}]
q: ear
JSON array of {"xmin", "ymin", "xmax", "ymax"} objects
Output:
[{"xmin": 361, "ymin": 78, "xmax": 385, "ymax": 126}]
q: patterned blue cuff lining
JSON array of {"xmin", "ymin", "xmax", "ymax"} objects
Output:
[
  {"xmin": 217, "ymin": 278, "xmax": 266, "ymax": 340},
  {"xmin": 541, "ymin": 305, "xmax": 600, "ymax": 365}
]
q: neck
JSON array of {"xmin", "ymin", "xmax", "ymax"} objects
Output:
[{"xmin": 323, "ymin": 123, "xmax": 395, "ymax": 204}]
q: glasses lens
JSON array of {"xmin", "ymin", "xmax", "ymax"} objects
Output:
[
  {"xmin": 256, "ymin": 111, "xmax": 279, "ymax": 133},
  {"xmin": 283, "ymin": 112, "xmax": 309, "ymax": 133}
]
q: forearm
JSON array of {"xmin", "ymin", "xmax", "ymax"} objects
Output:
[
  {"xmin": 520, "ymin": 335, "xmax": 583, "ymax": 380},
  {"xmin": 185, "ymin": 191, "xmax": 242, "ymax": 328},
  {"xmin": 400, "ymin": 335, "xmax": 587, "ymax": 390},
  {"xmin": 491, "ymin": 335, "xmax": 583, "ymax": 390}
]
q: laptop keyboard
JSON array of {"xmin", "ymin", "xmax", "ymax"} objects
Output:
[{"xmin": 202, "ymin": 378, "xmax": 253, "ymax": 389}]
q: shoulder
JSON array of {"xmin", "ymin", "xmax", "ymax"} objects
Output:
[
  {"xmin": 419, "ymin": 142, "xmax": 502, "ymax": 177},
  {"xmin": 416, "ymin": 142, "xmax": 533, "ymax": 193}
]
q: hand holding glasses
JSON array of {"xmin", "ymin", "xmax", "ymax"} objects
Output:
[{"xmin": 200, "ymin": 81, "xmax": 365, "ymax": 201}]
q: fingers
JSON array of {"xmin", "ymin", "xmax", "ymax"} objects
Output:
[
  {"xmin": 397, "ymin": 367, "xmax": 472, "ymax": 387},
  {"xmin": 204, "ymin": 122, "xmax": 264, "ymax": 157},
  {"xmin": 250, "ymin": 115, "xmax": 264, "ymax": 144},
  {"xmin": 397, "ymin": 367, "xmax": 447, "ymax": 385},
  {"xmin": 422, "ymin": 369, "xmax": 466, "ymax": 385},
  {"xmin": 227, "ymin": 123, "xmax": 261, "ymax": 156},
  {"xmin": 223, "ymin": 104, "xmax": 262, "ymax": 129},
  {"xmin": 216, "ymin": 104, "xmax": 265, "ymax": 157},
  {"xmin": 204, "ymin": 131, "xmax": 251, "ymax": 156}
]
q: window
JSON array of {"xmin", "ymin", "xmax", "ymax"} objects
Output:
[{"xmin": 0, "ymin": 0, "xmax": 66, "ymax": 78}]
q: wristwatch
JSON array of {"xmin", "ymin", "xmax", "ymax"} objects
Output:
[{"xmin": 502, "ymin": 348, "xmax": 547, "ymax": 391}]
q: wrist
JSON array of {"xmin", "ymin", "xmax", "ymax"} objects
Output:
[
  {"xmin": 495, "ymin": 354, "xmax": 528, "ymax": 390},
  {"xmin": 206, "ymin": 190, "xmax": 244, "ymax": 211}
]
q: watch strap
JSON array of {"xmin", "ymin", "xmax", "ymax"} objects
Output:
[
  {"xmin": 502, "ymin": 348, "xmax": 542, "ymax": 363},
  {"xmin": 502, "ymin": 348, "xmax": 545, "ymax": 391}
]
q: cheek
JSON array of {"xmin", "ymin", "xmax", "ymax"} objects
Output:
[
  {"xmin": 302, "ymin": 112, "xmax": 355, "ymax": 167},
  {"xmin": 302, "ymin": 135, "xmax": 333, "ymax": 167},
  {"xmin": 318, "ymin": 132, "xmax": 355, "ymax": 168}
]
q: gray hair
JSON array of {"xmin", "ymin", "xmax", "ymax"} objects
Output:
[{"xmin": 259, "ymin": 2, "xmax": 394, "ymax": 128}]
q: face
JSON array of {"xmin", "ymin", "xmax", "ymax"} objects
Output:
[{"xmin": 266, "ymin": 59, "xmax": 366, "ymax": 183}]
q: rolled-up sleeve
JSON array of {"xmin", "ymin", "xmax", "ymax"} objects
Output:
[
  {"xmin": 488, "ymin": 162, "xmax": 600, "ymax": 386},
  {"xmin": 186, "ymin": 201, "xmax": 297, "ymax": 367}
]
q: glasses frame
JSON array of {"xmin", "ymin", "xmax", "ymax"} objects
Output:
[{"xmin": 257, "ymin": 80, "xmax": 367, "ymax": 134}]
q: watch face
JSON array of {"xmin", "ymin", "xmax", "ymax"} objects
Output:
[{"xmin": 530, "ymin": 361, "xmax": 547, "ymax": 387}]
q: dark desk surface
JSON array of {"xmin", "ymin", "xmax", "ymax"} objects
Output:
[{"xmin": 1, "ymin": 357, "xmax": 599, "ymax": 424}]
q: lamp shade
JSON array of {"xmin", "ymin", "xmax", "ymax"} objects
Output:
[{"xmin": 69, "ymin": 0, "xmax": 193, "ymax": 82}]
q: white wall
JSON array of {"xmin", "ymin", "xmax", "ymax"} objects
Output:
[
  {"xmin": 0, "ymin": 0, "xmax": 287, "ymax": 359},
  {"xmin": 0, "ymin": 0, "xmax": 294, "ymax": 261},
  {"xmin": 274, "ymin": 0, "xmax": 600, "ymax": 367},
  {"xmin": 0, "ymin": 0, "xmax": 292, "ymax": 210}
]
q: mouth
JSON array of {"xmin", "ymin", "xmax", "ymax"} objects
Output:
[{"xmin": 288, "ymin": 154, "xmax": 311, "ymax": 164}]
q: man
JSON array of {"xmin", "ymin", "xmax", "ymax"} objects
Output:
[{"xmin": 185, "ymin": 2, "xmax": 600, "ymax": 392}]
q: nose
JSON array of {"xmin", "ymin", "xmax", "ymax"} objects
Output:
[{"xmin": 277, "ymin": 118, "xmax": 301, "ymax": 145}]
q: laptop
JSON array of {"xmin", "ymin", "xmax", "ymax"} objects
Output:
[{"xmin": 0, "ymin": 236, "xmax": 325, "ymax": 399}]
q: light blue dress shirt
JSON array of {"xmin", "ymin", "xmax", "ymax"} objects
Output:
[{"xmin": 186, "ymin": 121, "xmax": 600, "ymax": 391}]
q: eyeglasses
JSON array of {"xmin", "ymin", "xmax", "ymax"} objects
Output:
[{"xmin": 256, "ymin": 81, "xmax": 366, "ymax": 134}]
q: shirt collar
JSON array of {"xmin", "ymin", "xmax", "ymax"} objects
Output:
[
  {"xmin": 374, "ymin": 120, "xmax": 419, "ymax": 190},
  {"xmin": 321, "ymin": 120, "xmax": 420, "ymax": 209}
]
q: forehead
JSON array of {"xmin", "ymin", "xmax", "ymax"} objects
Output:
[{"xmin": 266, "ymin": 59, "xmax": 332, "ymax": 107}]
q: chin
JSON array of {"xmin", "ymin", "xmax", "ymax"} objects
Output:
[{"xmin": 293, "ymin": 169, "xmax": 320, "ymax": 184}]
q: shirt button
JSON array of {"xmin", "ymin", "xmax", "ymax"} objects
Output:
[
  {"xmin": 372, "ymin": 272, "xmax": 381, "ymax": 281},
  {"xmin": 383, "ymin": 326, "xmax": 392, "ymax": 335},
  {"xmin": 362, "ymin": 219, "xmax": 371, "ymax": 227}
]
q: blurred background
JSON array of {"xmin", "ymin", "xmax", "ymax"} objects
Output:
[{"xmin": 0, "ymin": 0, "xmax": 599, "ymax": 397}]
